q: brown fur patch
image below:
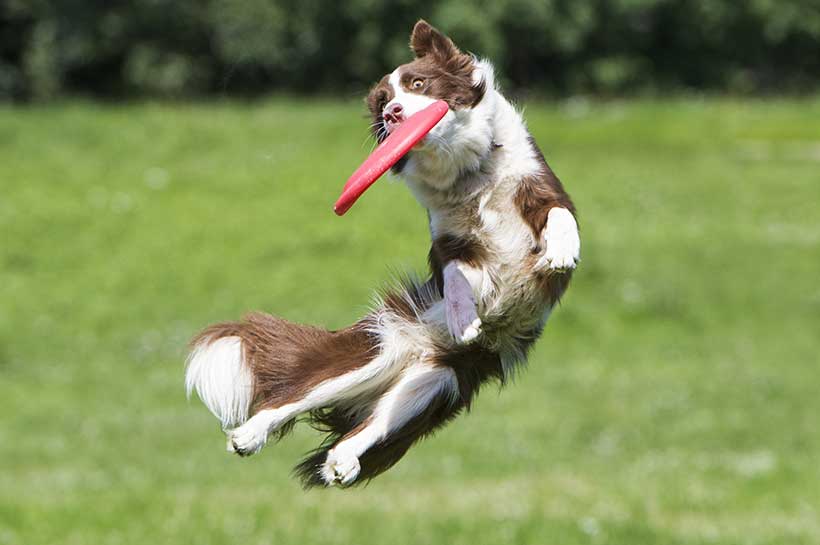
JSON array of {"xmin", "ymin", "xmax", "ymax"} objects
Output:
[
  {"xmin": 538, "ymin": 268, "xmax": 573, "ymax": 308},
  {"xmin": 514, "ymin": 137, "xmax": 578, "ymax": 305},
  {"xmin": 514, "ymin": 137, "xmax": 576, "ymax": 243},
  {"xmin": 193, "ymin": 312, "xmax": 378, "ymax": 413},
  {"xmin": 365, "ymin": 75, "xmax": 394, "ymax": 142},
  {"xmin": 402, "ymin": 20, "xmax": 485, "ymax": 109},
  {"xmin": 428, "ymin": 233, "xmax": 488, "ymax": 292},
  {"xmin": 397, "ymin": 55, "xmax": 486, "ymax": 110}
]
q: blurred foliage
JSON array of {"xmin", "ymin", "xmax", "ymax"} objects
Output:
[{"xmin": 1, "ymin": 0, "xmax": 819, "ymax": 100}]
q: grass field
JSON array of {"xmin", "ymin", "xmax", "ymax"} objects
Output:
[{"xmin": 1, "ymin": 97, "xmax": 819, "ymax": 545}]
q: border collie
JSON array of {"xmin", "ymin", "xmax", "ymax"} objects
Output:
[{"xmin": 186, "ymin": 20, "xmax": 580, "ymax": 487}]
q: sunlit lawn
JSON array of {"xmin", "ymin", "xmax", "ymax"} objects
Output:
[{"xmin": 1, "ymin": 96, "xmax": 818, "ymax": 544}]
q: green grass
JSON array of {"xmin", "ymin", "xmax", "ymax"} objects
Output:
[{"xmin": 1, "ymin": 97, "xmax": 818, "ymax": 545}]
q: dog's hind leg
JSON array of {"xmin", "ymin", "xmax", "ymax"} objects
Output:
[
  {"xmin": 318, "ymin": 362, "xmax": 459, "ymax": 486},
  {"xmin": 227, "ymin": 371, "xmax": 376, "ymax": 456},
  {"xmin": 228, "ymin": 345, "xmax": 401, "ymax": 456},
  {"xmin": 188, "ymin": 311, "xmax": 393, "ymax": 457}
]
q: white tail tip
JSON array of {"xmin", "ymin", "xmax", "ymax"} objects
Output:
[{"xmin": 185, "ymin": 336, "xmax": 253, "ymax": 429}]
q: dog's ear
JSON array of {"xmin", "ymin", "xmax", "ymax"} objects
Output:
[{"xmin": 410, "ymin": 20, "xmax": 461, "ymax": 61}]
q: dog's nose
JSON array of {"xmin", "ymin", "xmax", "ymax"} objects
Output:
[{"xmin": 383, "ymin": 103, "xmax": 405, "ymax": 124}]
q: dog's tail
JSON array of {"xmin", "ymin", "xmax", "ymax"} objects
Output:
[
  {"xmin": 185, "ymin": 331, "xmax": 253, "ymax": 429},
  {"xmin": 185, "ymin": 311, "xmax": 377, "ymax": 430},
  {"xmin": 185, "ymin": 312, "xmax": 330, "ymax": 429}
]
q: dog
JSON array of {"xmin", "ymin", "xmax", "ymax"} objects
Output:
[{"xmin": 185, "ymin": 20, "xmax": 580, "ymax": 487}]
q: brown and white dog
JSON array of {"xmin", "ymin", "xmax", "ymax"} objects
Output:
[{"xmin": 185, "ymin": 20, "xmax": 580, "ymax": 487}]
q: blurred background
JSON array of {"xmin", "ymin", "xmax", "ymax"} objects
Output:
[
  {"xmin": 1, "ymin": 2, "xmax": 819, "ymax": 545},
  {"xmin": 3, "ymin": 0, "xmax": 820, "ymax": 100}
]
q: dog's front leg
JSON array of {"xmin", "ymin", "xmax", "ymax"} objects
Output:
[
  {"xmin": 321, "ymin": 363, "xmax": 458, "ymax": 486},
  {"xmin": 443, "ymin": 261, "xmax": 482, "ymax": 343},
  {"xmin": 534, "ymin": 206, "xmax": 580, "ymax": 271}
]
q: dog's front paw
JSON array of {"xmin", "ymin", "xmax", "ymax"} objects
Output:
[
  {"xmin": 227, "ymin": 417, "xmax": 270, "ymax": 457},
  {"xmin": 535, "ymin": 207, "xmax": 580, "ymax": 272},
  {"xmin": 321, "ymin": 447, "xmax": 361, "ymax": 487}
]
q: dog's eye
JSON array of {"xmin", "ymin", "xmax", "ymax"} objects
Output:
[{"xmin": 411, "ymin": 78, "xmax": 424, "ymax": 90}]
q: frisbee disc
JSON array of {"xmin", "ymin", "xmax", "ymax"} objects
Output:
[{"xmin": 334, "ymin": 100, "xmax": 449, "ymax": 215}]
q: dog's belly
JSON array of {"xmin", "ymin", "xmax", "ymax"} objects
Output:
[{"xmin": 460, "ymin": 253, "xmax": 549, "ymax": 350}]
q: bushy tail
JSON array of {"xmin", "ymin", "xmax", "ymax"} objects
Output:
[
  {"xmin": 185, "ymin": 332, "xmax": 254, "ymax": 429},
  {"xmin": 185, "ymin": 312, "xmax": 323, "ymax": 428},
  {"xmin": 185, "ymin": 312, "xmax": 372, "ymax": 431}
]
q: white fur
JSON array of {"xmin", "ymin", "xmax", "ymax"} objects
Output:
[
  {"xmin": 185, "ymin": 336, "xmax": 252, "ymax": 429},
  {"xmin": 536, "ymin": 207, "xmax": 580, "ymax": 271},
  {"xmin": 476, "ymin": 188, "xmax": 533, "ymax": 271},
  {"xmin": 322, "ymin": 448, "xmax": 362, "ymax": 486},
  {"xmin": 321, "ymin": 362, "xmax": 459, "ymax": 485},
  {"xmin": 227, "ymin": 412, "xmax": 271, "ymax": 454}
]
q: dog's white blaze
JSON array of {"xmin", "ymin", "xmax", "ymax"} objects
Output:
[
  {"xmin": 387, "ymin": 69, "xmax": 438, "ymax": 118},
  {"xmin": 185, "ymin": 336, "xmax": 252, "ymax": 429},
  {"xmin": 322, "ymin": 362, "xmax": 458, "ymax": 484}
]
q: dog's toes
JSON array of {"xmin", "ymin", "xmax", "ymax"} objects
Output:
[
  {"xmin": 535, "ymin": 250, "xmax": 578, "ymax": 272},
  {"xmin": 321, "ymin": 448, "xmax": 361, "ymax": 487},
  {"xmin": 227, "ymin": 421, "xmax": 268, "ymax": 457},
  {"xmin": 459, "ymin": 318, "xmax": 482, "ymax": 344},
  {"xmin": 549, "ymin": 253, "xmax": 578, "ymax": 271}
]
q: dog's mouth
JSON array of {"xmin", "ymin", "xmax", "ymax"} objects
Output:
[
  {"xmin": 383, "ymin": 117, "xmax": 403, "ymax": 136},
  {"xmin": 382, "ymin": 105, "xmax": 411, "ymax": 136},
  {"xmin": 336, "ymin": 100, "xmax": 449, "ymax": 215}
]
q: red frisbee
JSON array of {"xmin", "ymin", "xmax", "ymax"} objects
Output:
[{"xmin": 334, "ymin": 100, "xmax": 449, "ymax": 215}]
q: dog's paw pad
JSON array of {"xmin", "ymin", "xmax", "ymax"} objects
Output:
[{"xmin": 321, "ymin": 448, "xmax": 361, "ymax": 487}]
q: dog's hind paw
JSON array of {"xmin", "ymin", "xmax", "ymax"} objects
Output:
[
  {"xmin": 227, "ymin": 417, "xmax": 270, "ymax": 457},
  {"xmin": 321, "ymin": 447, "xmax": 361, "ymax": 487}
]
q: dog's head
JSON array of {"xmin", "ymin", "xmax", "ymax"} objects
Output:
[{"xmin": 366, "ymin": 20, "xmax": 497, "ymax": 191}]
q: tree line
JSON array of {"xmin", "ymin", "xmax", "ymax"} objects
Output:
[{"xmin": 2, "ymin": 0, "xmax": 818, "ymax": 100}]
